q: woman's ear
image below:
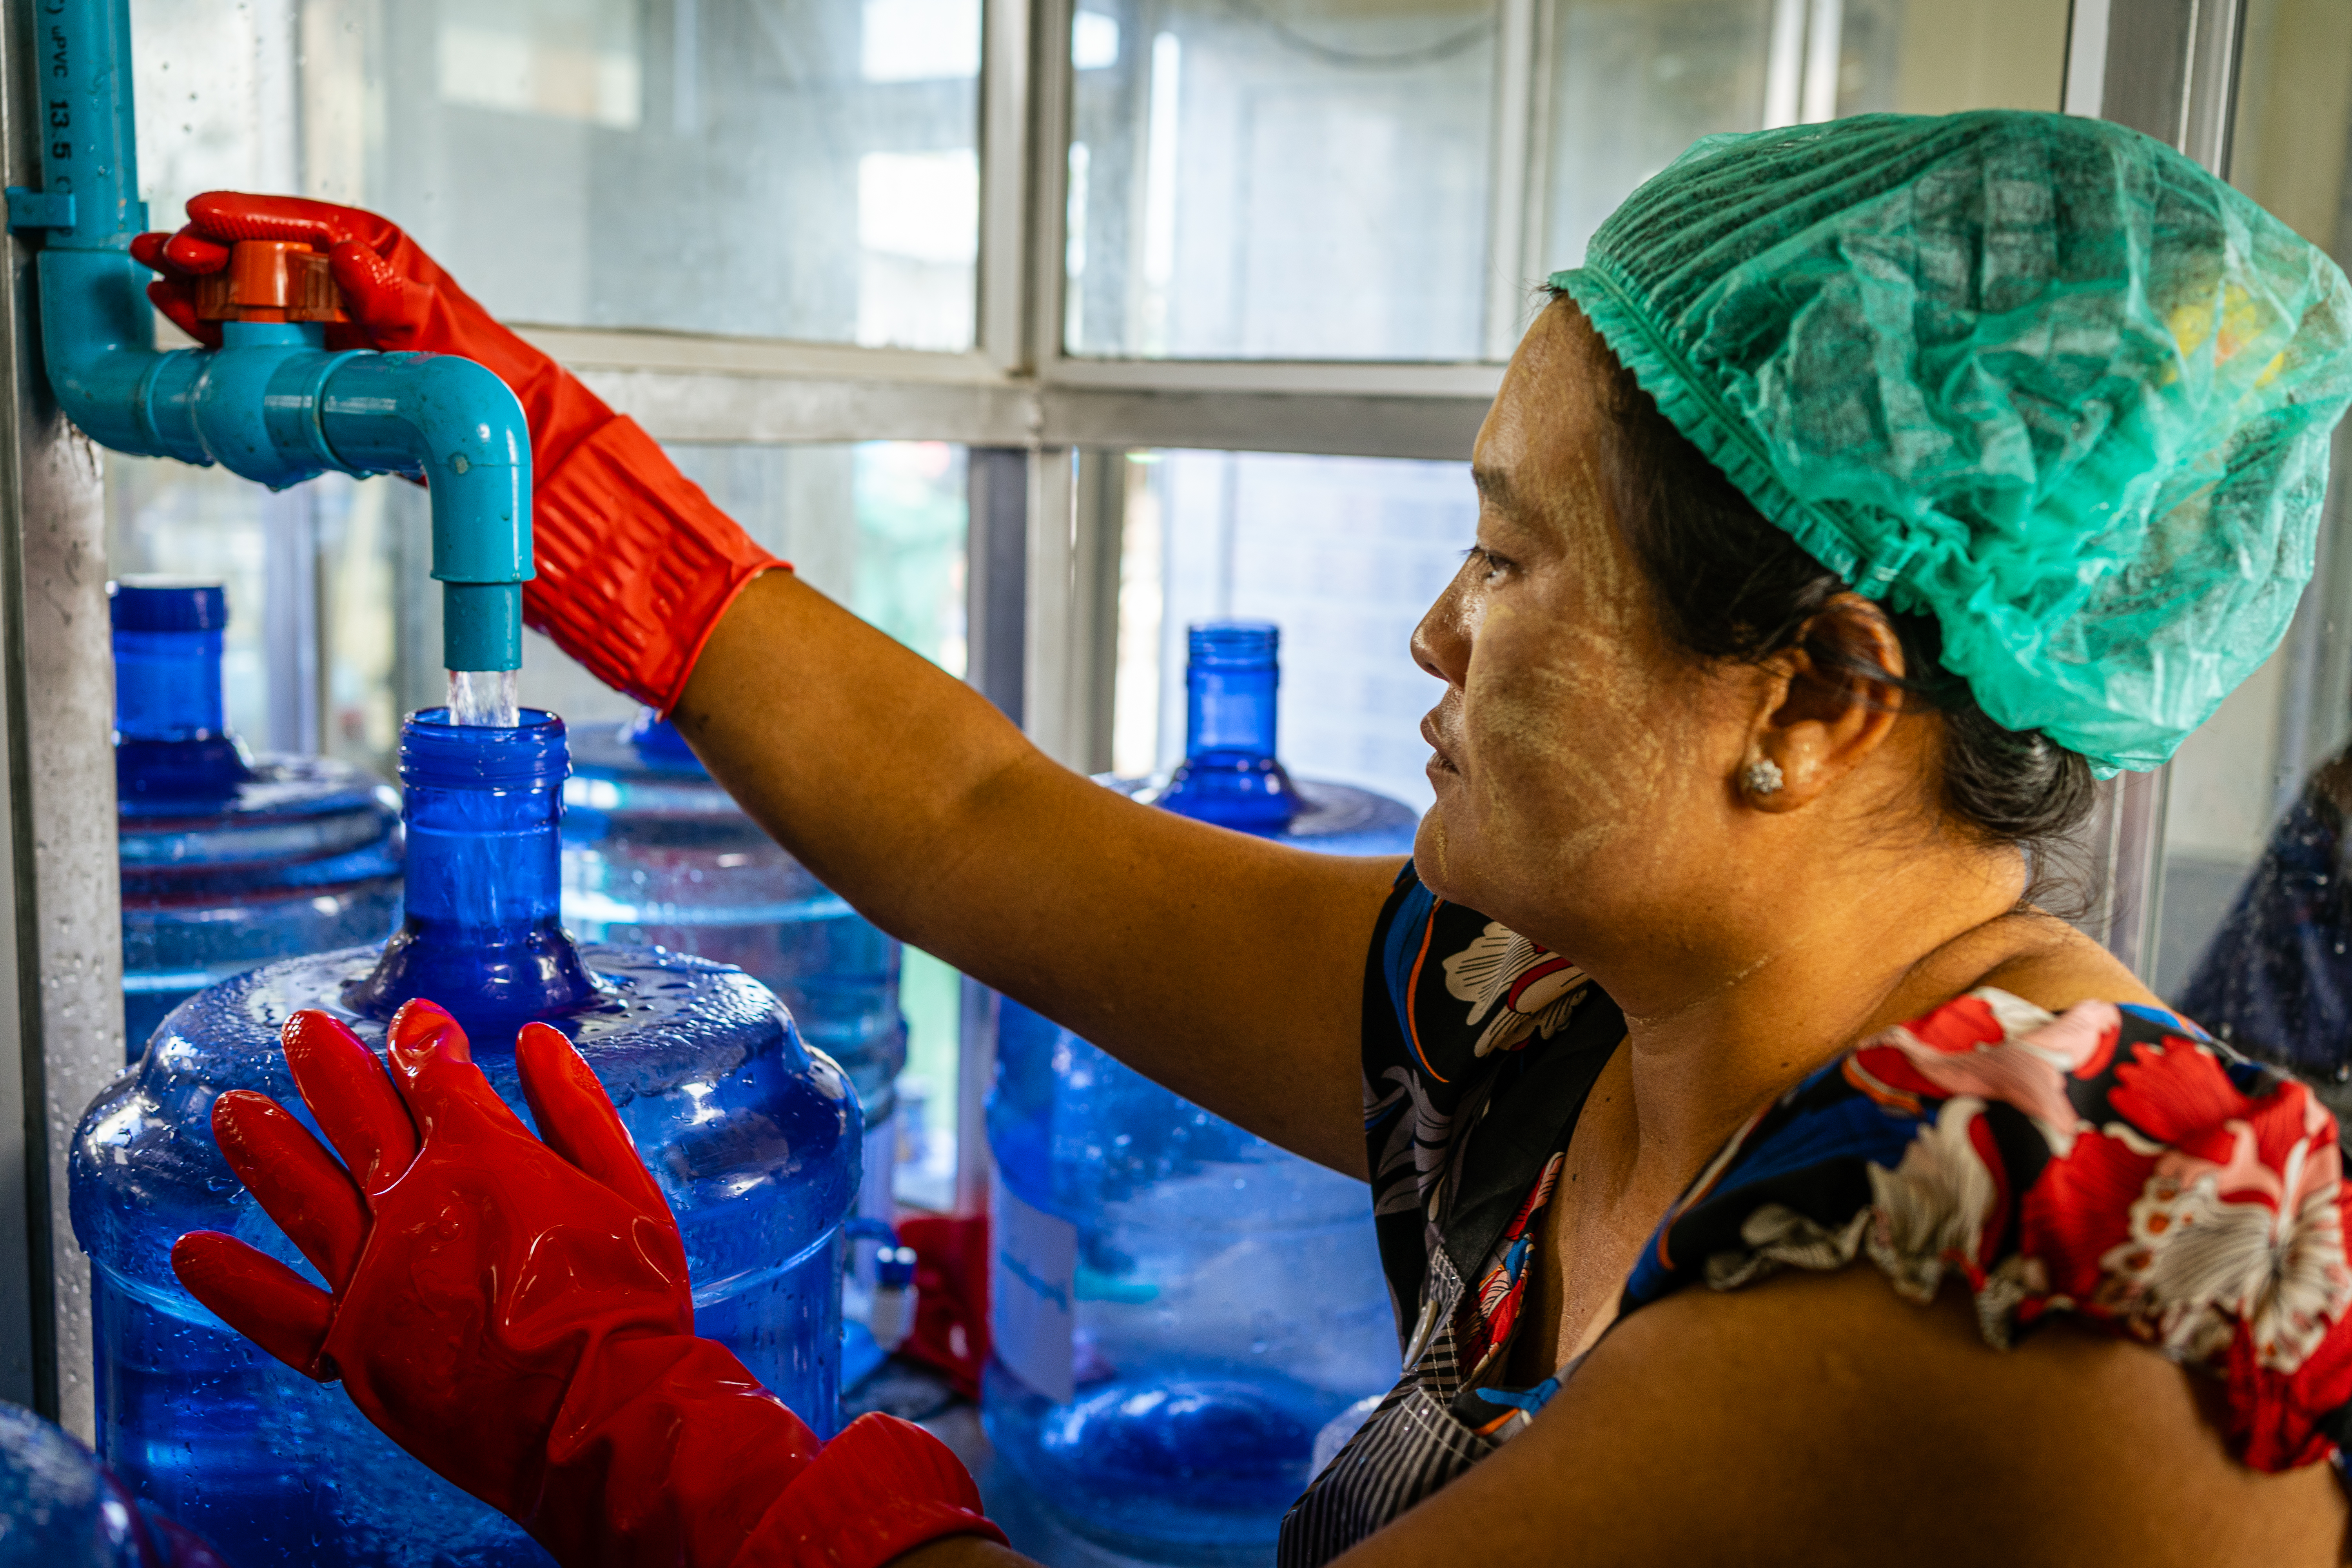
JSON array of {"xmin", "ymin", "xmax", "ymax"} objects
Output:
[{"xmin": 1736, "ymin": 595, "xmax": 1906, "ymax": 814}]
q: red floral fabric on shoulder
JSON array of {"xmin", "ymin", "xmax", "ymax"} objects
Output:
[{"xmin": 1624, "ymin": 991, "xmax": 2352, "ymax": 1475}]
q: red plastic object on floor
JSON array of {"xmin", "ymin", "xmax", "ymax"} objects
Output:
[
  {"xmin": 172, "ymin": 1001, "xmax": 1003, "ymax": 1568},
  {"xmin": 132, "ymin": 193, "xmax": 782, "ymax": 715},
  {"xmin": 897, "ymin": 1212, "xmax": 993, "ymax": 1399}
]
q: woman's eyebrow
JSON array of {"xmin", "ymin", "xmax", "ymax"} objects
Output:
[{"xmin": 1472, "ymin": 465, "xmax": 1519, "ymax": 512}]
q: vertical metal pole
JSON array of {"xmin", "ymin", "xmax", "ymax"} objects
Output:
[
  {"xmin": 2091, "ymin": 0, "xmax": 2243, "ymax": 174},
  {"xmin": 2, "ymin": 0, "xmax": 125, "ymax": 1436},
  {"xmin": 1762, "ymin": 0, "xmax": 1808, "ymax": 129},
  {"xmin": 1480, "ymin": 0, "xmax": 1542, "ymax": 361},
  {"xmin": 2062, "ymin": 0, "xmax": 2113, "ymax": 117},
  {"xmin": 956, "ymin": 447, "xmax": 1031, "ymax": 1218},
  {"xmin": 2181, "ymin": 0, "xmax": 2246, "ymax": 175},
  {"xmin": 0, "ymin": 0, "xmax": 35, "ymax": 1410},
  {"xmin": 1023, "ymin": 446, "xmax": 1120, "ymax": 773},
  {"xmin": 261, "ymin": 487, "xmax": 321, "ymax": 755},
  {"xmin": 1074, "ymin": 448, "xmax": 1123, "ymax": 775},
  {"xmin": 983, "ymin": 0, "xmax": 1043, "ymax": 377},
  {"xmin": 2062, "ymin": 0, "xmax": 2246, "ymax": 973},
  {"xmin": 967, "ymin": 449, "xmax": 1031, "ymax": 727},
  {"xmin": 1016, "ymin": 0, "xmax": 1071, "ymax": 376}
]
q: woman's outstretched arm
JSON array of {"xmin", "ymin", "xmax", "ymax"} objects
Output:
[
  {"xmin": 674, "ymin": 568, "xmax": 1402, "ymax": 1176},
  {"xmin": 887, "ymin": 1269, "xmax": 2344, "ymax": 1568}
]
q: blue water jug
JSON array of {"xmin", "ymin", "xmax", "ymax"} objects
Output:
[
  {"xmin": 984, "ymin": 622, "xmax": 1413, "ymax": 1563},
  {"xmin": 72, "ymin": 708, "xmax": 859, "ymax": 1568},
  {"xmin": 563, "ymin": 710, "xmax": 910, "ymax": 1383},
  {"xmin": 113, "ymin": 580, "xmax": 402, "ymax": 1058}
]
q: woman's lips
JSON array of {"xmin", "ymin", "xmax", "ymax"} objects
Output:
[{"xmin": 1421, "ymin": 715, "xmax": 1459, "ymax": 775}]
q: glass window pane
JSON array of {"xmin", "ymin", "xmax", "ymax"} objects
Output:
[
  {"xmin": 2149, "ymin": 0, "xmax": 2352, "ymax": 1094},
  {"xmin": 1543, "ymin": 0, "xmax": 2069, "ymax": 271},
  {"xmin": 130, "ymin": 0, "xmax": 299, "ymax": 227},
  {"xmin": 298, "ymin": 0, "xmax": 982, "ymax": 348},
  {"xmin": 1112, "ymin": 449, "xmax": 1475, "ymax": 811},
  {"xmin": 512, "ymin": 439, "xmax": 969, "ymax": 726},
  {"xmin": 1064, "ymin": 0, "xmax": 1501, "ymax": 360},
  {"xmin": 1065, "ymin": 0, "xmax": 2068, "ymax": 362}
]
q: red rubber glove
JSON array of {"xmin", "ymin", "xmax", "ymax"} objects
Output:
[
  {"xmin": 133, "ymin": 194, "xmax": 782, "ymax": 713},
  {"xmin": 171, "ymin": 1001, "xmax": 1003, "ymax": 1568}
]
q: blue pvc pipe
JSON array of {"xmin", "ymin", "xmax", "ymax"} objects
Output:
[{"xmin": 27, "ymin": 0, "xmax": 532, "ymax": 674}]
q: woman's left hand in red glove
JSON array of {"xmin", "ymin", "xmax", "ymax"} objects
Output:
[{"xmin": 171, "ymin": 999, "xmax": 1005, "ymax": 1568}]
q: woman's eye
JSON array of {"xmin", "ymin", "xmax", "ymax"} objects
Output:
[{"xmin": 1464, "ymin": 545, "xmax": 1514, "ymax": 583}]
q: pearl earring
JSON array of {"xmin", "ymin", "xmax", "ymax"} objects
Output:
[{"xmin": 1741, "ymin": 757, "xmax": 1784, "ymax": 797}]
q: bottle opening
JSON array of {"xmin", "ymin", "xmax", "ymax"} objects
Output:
[
  {"xmin": 400, "ymin": 704, "xmax": 569, "ymax": 789},
  {"xmin": 1187, "ymin": 621, "xmax": 1279, "ymax": 670}
]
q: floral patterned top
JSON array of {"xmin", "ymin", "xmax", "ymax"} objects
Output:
[{"xmin": 1279, "ymin": 863, "xmax": 2352, "ymax": 1566}]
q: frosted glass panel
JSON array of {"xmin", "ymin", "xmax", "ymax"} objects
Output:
[
  {"xmin": 295, "ymin": 0, "xmax": 981, "ymax": 348},
  {"xmin": 1061, "ymin": 0, "xmax": 2067, "ymax": 361},
  {"xmin": 129, "ymin": 0, "xmax": 299, "ymax": 227},
  {"xmin": 515, "ymin": 441, "xmax": 970, "ymax": 727},
  {"xmin": 1063, "ymin": 0, "xmax": 1499, "ymax": 360},
  {"xmin": 1543, "ymin": 0, "xmax": 2070, "ymax": 271}
]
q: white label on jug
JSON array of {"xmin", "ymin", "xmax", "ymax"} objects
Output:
[{"xmin": 990, "ymin": 1173, "xmax": 1077, "ymax": 1403}]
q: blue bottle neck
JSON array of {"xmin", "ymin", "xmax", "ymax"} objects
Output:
[
  {"xmin": 113, "ymin": 623, "xmax": 251, "ymax": 797},
  {"xmin": 1156, "ymin": 622, "xmax": 1301, "ymax": 832},
  {"xmin": 348, "ymin": 708, "xmax": 599, "ymax": 1038}
]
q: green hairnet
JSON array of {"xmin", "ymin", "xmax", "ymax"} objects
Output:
[{"xmin": 1553, "ymin": 109, "xmax": 2352, "ymax": 775}]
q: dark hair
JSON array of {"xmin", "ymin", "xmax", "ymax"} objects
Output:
[{"xmin": 1572, "ymin": 306, "xmax": 2096, "ymax": 854}]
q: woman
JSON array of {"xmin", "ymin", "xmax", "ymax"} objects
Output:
[{"xmin": 152, "ymin": 111, "xmax": 2352, "ymax": 1565}]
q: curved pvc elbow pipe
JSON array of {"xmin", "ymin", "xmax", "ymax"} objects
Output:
[
  {"xmin": 321, "ymin": 354, "xmax": 532, "ymax": 673},
  {"xmin": 34, "ymin": 249, "xmax": 197, "ymax": 461},
  {"xmin": 34, "ymin": 251, "xmax": 532, "ymax": 671}
]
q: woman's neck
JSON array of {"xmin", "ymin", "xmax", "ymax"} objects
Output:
[{"xmin": 1593, "ymin": 833, "xmax": 2042, "ymax": 1176}]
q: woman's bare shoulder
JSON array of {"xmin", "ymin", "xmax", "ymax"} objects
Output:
[
  {"xmin": 1904, "ymin": 903, "xmax": 2168, "ymax": 1023},
  {"xmin": 1336, "ymin": 1267, "xmax": 2347, "ymax": 1568}
]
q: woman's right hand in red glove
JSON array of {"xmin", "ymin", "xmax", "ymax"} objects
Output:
[
  {"xmin": 171, "ymin": 999, "xmax": 1003, "ymax": 1568},
  {"xmin": 133, "ymin": 194, "xmax": 609, "ymax": 472},
  {"xmin": 133, "ymin": 193, "xmax": 782, "ymax": 714}
]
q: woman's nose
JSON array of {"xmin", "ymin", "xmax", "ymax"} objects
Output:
[{"xmin": 1412, "ymin": 570, "xmax": 1474, "ymax": 686}]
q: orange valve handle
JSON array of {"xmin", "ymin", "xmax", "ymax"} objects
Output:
[{"xmin": 191, "ymin": 239, "xmax": 350, "ymax": 325}]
